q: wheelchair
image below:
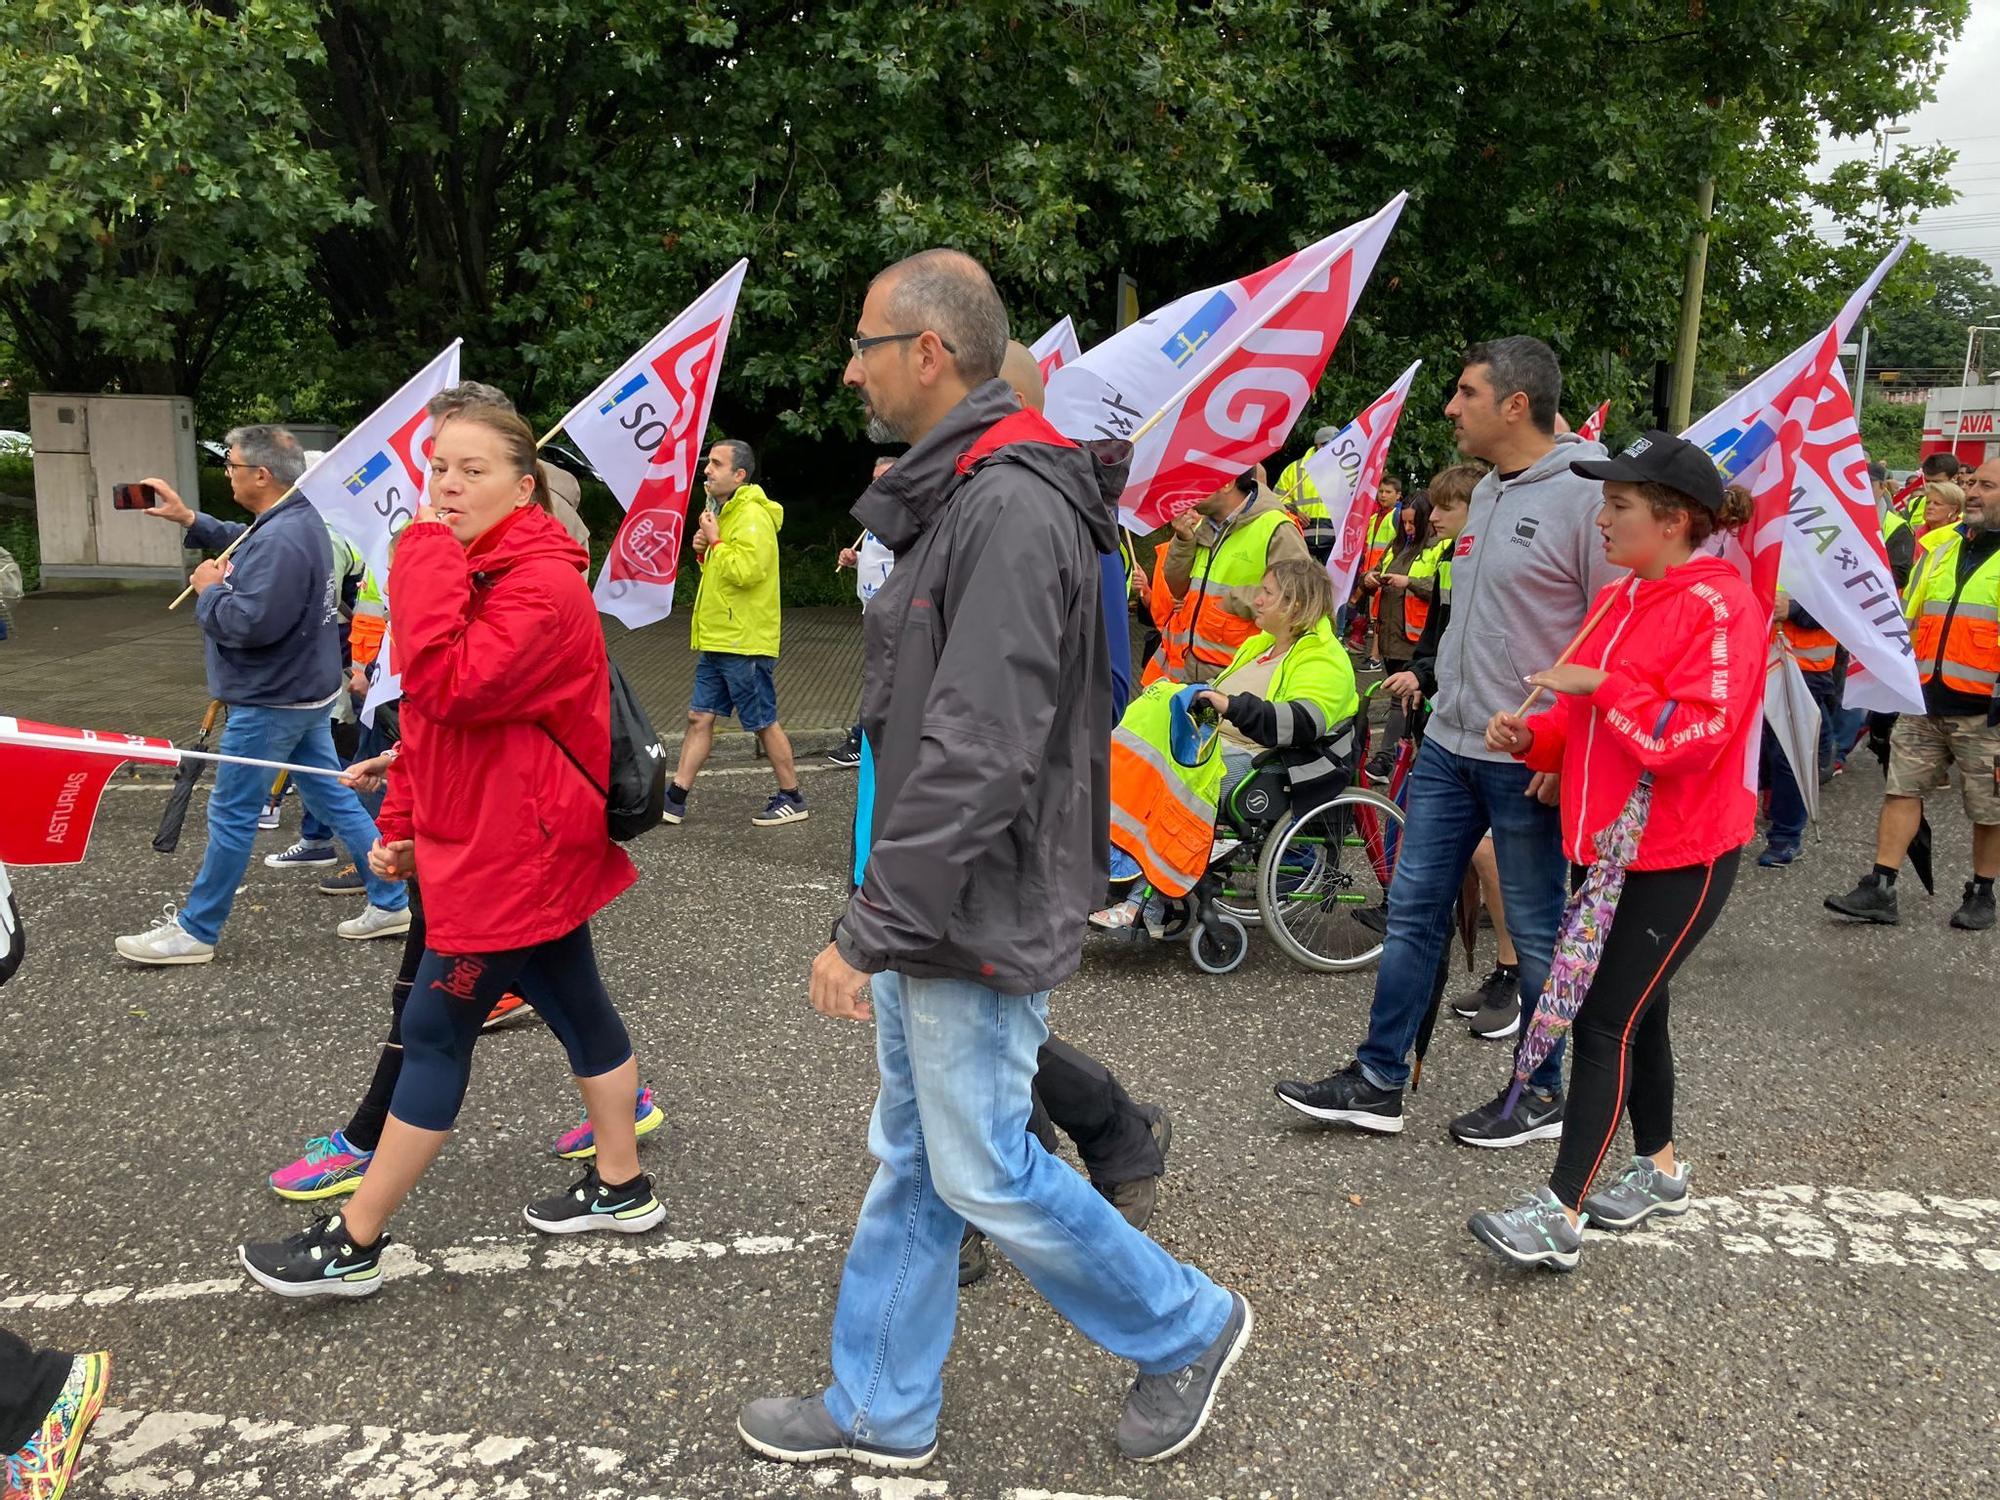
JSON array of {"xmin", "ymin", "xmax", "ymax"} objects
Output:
[{"xmin": 1115, "ymin": 714, "xmax": 1407, "ymax": 976}]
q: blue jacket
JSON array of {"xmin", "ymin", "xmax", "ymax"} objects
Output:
[{"xmin": 188, "ymin": 496, "xmax": 341, "ymax": 707}]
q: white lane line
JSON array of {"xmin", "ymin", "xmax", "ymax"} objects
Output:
[
  {"xmin": 2, "ymin": 1228, "xmax": 832, "ymax": 1314},
  {"xmin": 1588, "ymin": 1185, "xmax": 2000, "ymax": 1270}
]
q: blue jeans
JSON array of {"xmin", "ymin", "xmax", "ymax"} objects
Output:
[
  {"xmin": 1355, "ymin": 740, "xmax": 1569, "ymax": 1094},
  {"xmin": 179, "ymin": 705, "xmax": 407, "ymax": 944},
  {"xmin": 1760, "ymin": 724, "xmax": 1808, "ymax": 848},
  {"xmin": 821, "ymin": 971, "xmax": 1230, "ymax": 1450}
]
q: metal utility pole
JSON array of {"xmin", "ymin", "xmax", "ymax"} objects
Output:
[
  {"xmin": 1855, "ymin": 123, "xmax": 1911, "ymax": 400},
  {"xmin": 1667, "ymin": 176, "xmax": 1716, "ymax": 431}
]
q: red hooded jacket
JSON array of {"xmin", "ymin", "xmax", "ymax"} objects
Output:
[
  {"xmin": 1518, "ymin": 554, "xmax": 1766, "ymax": 871},
  {"xmin": 379, "ymin": 506, "xmax": 636, "ymax": 951}
]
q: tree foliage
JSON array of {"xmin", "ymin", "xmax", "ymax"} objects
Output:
[
  {"xmin": 0, "ymin": 0, "xmax": 1974, "ymax": 500},
  {"xmin": 1867, "ymin": 251, "xmax": 2000, "ymax": 372}
]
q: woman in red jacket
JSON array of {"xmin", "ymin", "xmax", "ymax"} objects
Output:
[
  {"xmin": 1468, "ymin": 431, "xmax": 1763, "ymax": 1272},
  {"xmin": 240, "ymin": 394, "xmax": 660, "ymax": 1298}
]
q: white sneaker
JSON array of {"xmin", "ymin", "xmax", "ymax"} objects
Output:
[
  {"xmin": 115, "ymin": 907, "xmax": 216, "ymax": 966},
  {"xmin": 338, "ymin": 903, "xmax": 411, "ymax": 941},
  {"xmin": 257, "ymin": 800, "xmax": 283, "ymax": 832}
]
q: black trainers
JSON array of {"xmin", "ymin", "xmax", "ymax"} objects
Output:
[
  {"xmin": 1448, "ymin": 1084, "xmax": 1565, "ymax": 1149},
  {"xmin": 825, "ymin": 734, "xmax": 863, "ymax": 768},
  {"xmin": 238, "ymin": 1212, "xmax": 390, "ymax": 1299},
  {"xmin": 1273, "ymin": 1062, "xmax": 1404, "ymax": 1134},
  {"xmin": 1824, "ymin": 872, "xmax": 1898, "ymax": 924},
  {"xmin": 958, "ymin": 1225, "xmax": 990, "ymax": 1287},
  {"xmin": 1452, "ymin": 964, "xmax": 1519, "ymax": 1019},
  {"xmin": 1950, "ymin": 880, "xmax": 1997, "ymax": 931},
  {"xmin": 522, "ymin": 1166, "xmax": 666, "ymax": 1235},
  {"xmin": 1114, "ymin": 1290, "xmax": 1253, "ymax": 1462},
  {"xmin": 1469, "ymin": 987, "xmax": 1523, "ymax": 1040}
]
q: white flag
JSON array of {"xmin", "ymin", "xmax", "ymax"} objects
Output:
[
  {"xmin": 1306, "ymin": 360, "xmax": 1423, "ymax": 604},
  {"xmin": 558, "ymin": 260, "xmax": 748, "ymax": 630},
  {"xmin": 1045, "ymin": 194, "xmax": 1406, "ymax": 531},
  {"xmin": 1682, "ymin": 240, "xmax": 1921, "ymax": 715},
  {"xmin": 1030, "ymin": 315, "xmax": 1082, "ymax": 381}
]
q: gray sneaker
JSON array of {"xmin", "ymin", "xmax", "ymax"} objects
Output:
[
  {"xmin": 337, "ymin": 903, "xmax": 411, "ymax": 941},
  {"xmin": 736, "ymin": 1396, "xmax": 936, "ymax": 1470},
  {"xmin": 1467, "ymin": 1186, "xmax": 1585, "ymax": 1271},
  {"xmin": 114, "ymin": 907, "xmax": 216, "ymax": 966},
  {"xmin": 1114, "ymin": 1289, "xmax": 1253, "ymax": 1463},
  {"xmin": 1580, "ymin": 1155, "xmax": 1691, "ymax": 1229}
]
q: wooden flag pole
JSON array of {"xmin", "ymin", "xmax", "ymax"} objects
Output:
[
  {"xmin": 1513, "ymin": 588, "xmax": 1621, "ymax": 718},
  {"xmin": 167, "ymin": 486, "xmax": 299, "ymax": 611}
]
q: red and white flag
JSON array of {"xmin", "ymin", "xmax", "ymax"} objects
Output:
[
  {"xmin": 0, "ymin": 718, "xmax": 175, "ymax": 865},
  {"xmin": 559, "ymin": 260, "xmax": 748, "ymax": 630},
  {"xmin": 1576, "ymin": 400, "xmax": 1609, "ymax": 444},
  {"xmin": 1030, "ymin": 316, "xmax": 1082, "ymax": 382},
  {"xmin": 1683, "ymin": 238, "xmax": 1921, "ymax": 716},
  {"xmin": 1304, "ymin": 360, "xmax": 1423, "ymax": 603},
  {"xmin": 1044, "ymin": 194, "xmax": 1407, "ymax": 531}
]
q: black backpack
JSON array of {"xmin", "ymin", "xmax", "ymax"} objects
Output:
[{"xmin": 541, "ymin": 661, "xmax": 667, "ymax": 841}]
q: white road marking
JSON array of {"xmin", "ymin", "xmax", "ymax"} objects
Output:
[
  {"xmin": 1589, "ymin": 1185, "xmax": 2000, "ymax": 1270},
  {"xmin": 2, "ymin": 1229, "xmax": 830, "ymax": 1314}
]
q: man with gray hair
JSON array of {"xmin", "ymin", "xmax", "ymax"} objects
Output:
[
  {"xmin": 116, "ymin": 425, "xmax": 409, "ymax": 963},
  {"xmin": 739, "ymin": 249, "xmax": 1248, "ymax": 1471}
]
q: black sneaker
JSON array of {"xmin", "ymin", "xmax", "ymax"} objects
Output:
[
  {"xmin": 1273, "ymin": 1062, "xmax": 1404, "ymax": 1134},
  {"xmin": 1469, "ymin": 988, "xmax": 1523, "ymax": 1040},
  {"xmin": 1824, "ymin": 872, "xmax": 1899, "ymax": 924},
  {"xmin": 1451, "ymin": 964, "xmax": 1519, "ymax": 1019},
  {"xmin": 522, "ymin": 1166, "xmax": 666, "ymax": 1235},
  {"xmin": 825, "ymin": 734, "xmax": 863, "ymax": 768},
  {"xmin": 1448, "ymin": 1084, "xmax": 1564, "ymax": 1149},
  {"xmin": 238, "ymin": 1212, "xmax": 390, "ymax": 1299},
  {"xmin": 1950, "ymin": 880, "xmax": 1997, "ymax": 931},
  {"xmin": 958, "ymin": 1225, "xmax": 990, "ymax": 1287}
]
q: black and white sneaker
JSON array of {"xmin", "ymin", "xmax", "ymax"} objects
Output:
[
  {"xmin": 1448, "ymin": 1084, "xmax": 1564, "ymax": 1149},
  {"xmin": 1452, "ymin": 963, "xmax": 1519, "ymax": 1019},
  {"xmin": 238, "ymin": 1212, "xmax": 390, "ymax": 1299},
  {"xmin": 825, "ymin": 734, "xmax": 863, "ymax": 768},
  {"xmin": 1273, "ymin": 1062, "xmax": 1404, "ymax": 1133},
  {"xmin": 523, "ymin": 1166, "xmax": 666, "ymax": 1235}
]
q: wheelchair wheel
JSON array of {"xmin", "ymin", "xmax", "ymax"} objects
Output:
[
  {"xmin": 1188, "ymin": 912, "xmax": 1250, "ymax": 974},
  {"xmin": 1256, "ymin": 787, "xmax": 1405, "ymax": 972}
]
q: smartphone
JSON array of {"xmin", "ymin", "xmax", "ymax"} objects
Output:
[{"xmin": 112, "ymin": 482, "xmax": 157, "ymax": 511}]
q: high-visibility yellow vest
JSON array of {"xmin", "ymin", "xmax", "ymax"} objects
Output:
[
  {"xmin": 1108, "ymin": 680, "xmax": 1225, "ymax": 897},
  {"xmin": 1363, "ymin": 507, "xmax": 1400, "ymax": 572},
  {"xmin": 1402, "ymin": 536, "xmax": 1452, "ymax": 643},
  {"xmin": 1143, "ymin": 506, "xmax": 1293, "ymax": 685},
  {"xmin": 1276, "ymin": 449, "xmax": 1330, "ymax": 523},
  {"xmin": 1907, "ymin": 530, "xmax": 2000, "ymax": 700},
  {"xmin": 1905, "ymin": 525, "xmax": 1959, "ymax": 618}
]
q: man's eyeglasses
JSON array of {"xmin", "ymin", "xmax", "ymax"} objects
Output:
[
  {"xmin": 221, "ymin": 460, "xmax": 266, "ymax": 473},
  {"xmin": 849, "ymin": 330, "xmax": 956, "ymax": 358}
]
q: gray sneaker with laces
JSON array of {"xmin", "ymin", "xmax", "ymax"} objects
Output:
[
  {"xmin": 1580, "ymin": 1155, "xmax": 1690, "ymax": 1229},
  {"xmin": 1467, "ymin": 1185, "xmax": 1585, "ymax": 1271},
  {"xmin": 1114, "ymin": 1289, "xmax": 1252, "ymax": 1463},
  {"xmin": 736, "ymin": 1395, "xmax": 936, "ymax": 1470}
]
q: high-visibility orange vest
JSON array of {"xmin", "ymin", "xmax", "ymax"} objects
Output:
[
  {"xmin": 1141, "ymin": 506, "xmax": 1291, "ymax": 685},
  {"xmin": 1908, "ymin": 531, "xmax": 2000, "ymax": 699},
  {"xmin": 1107, "ymin": 681, "xmax": 1224, "ymax": 897},
  {"xmin": 1780, "ymin": 617, "xmax": 1838, "ymax": 674},
  {"xmin": 1402, "ymin": 537, "xmax": 1451, "ymax": 644}
]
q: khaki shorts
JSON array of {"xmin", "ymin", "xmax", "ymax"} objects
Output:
[{"xmin": 1885, "ymin": 713, "xmax": 2000, "ymax": 824}]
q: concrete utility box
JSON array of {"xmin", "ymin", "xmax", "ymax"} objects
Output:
[{"xmin": 29, "ymin": 393, "xmax": 201, "ymax": 585}]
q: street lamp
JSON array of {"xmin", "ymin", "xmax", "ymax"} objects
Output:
[{"xmin": 1855, "ymin": 123, "xmax": 1912, "ymax": 399}]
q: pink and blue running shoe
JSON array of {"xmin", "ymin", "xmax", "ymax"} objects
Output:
[
  {"xmin": 553, "ymin": 1086, "xmax": 664, "ymax": 1161},
  {"xmin": 269, "ymin": 1130, "xmax": 374, "ymax": 1202}
]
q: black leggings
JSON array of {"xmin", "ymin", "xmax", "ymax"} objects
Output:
[
  {"xmin": 1548, "ymin": 850, "xmax": 1739, "ymax": 1210},
  {"xmin": 0, "ymin": 1329, "xmax": 70, "ymax": 1454},
  {"xmin": 386, "ymin": 918, "xmax": 633, "ymax": 1134}
]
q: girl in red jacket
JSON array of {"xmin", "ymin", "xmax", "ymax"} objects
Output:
[
  {"xmin": 1468, "ymin": 431, "xmax": 1763, "ymax": 1272},
  {"xmin": 240, "ymin": 395, "xmax": 661, "ymax": 1298}
]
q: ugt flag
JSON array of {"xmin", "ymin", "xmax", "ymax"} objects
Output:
[
  {"xmin": 0, "ymin": 718, "xmax": 176, "ymax": 865},
  {"xmin": 1683, "ymin": 239, "xmax": 1923, "ymax": 715},
  {"xmin": 296, "ymin": 341, "xmax": 463, "ymax": 591},
  {"xmin": 1030, "ymin": 315, "xmax": 1082, "ymax": 382},
  {"xmin": 1306, "ymin": 360, "xmax": 1422, "ymax": 604},
  {"xmin": 1576, "ymin": 400, "xmax": 1609, "ymax": 444},
  {"xmin": 559, "ymin": 260, "xmax": 748, "ymax": 630},
  {"xmin": 1045, "ymin": 194, "xmax": 1407, "ymax": 531}
]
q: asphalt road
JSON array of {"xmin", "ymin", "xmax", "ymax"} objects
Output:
[{"xmin": 2, "ymin": 757, "xmax": 1995, "ymax": 1499}]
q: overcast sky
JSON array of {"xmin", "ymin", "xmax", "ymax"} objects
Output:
[{"xmin": 1813, "ymin": 4, "xmax": 2000, "ymax": 281}]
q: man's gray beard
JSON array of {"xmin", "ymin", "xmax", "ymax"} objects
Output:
[{"xmin": 865, "ymin": 411, "xmax": 905, "ymax": 444}]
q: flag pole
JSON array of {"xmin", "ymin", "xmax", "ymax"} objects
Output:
[
  {"xmin": 1513, "ymin": 589, "xmax": 1621, "ymax": 717},
  {"xmin": 0, "ymin": 727, "xmax": 349, "ymax": 781},
  {"xmin": 166, "ymin": 485, "xmax": 300, "ymax": 612}
]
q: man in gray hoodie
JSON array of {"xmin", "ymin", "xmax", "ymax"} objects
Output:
[
  {"xmin": 1275, "ymin": 336, "xmax": 1623, "ymax": 1146},
  {"xmin": 738, "ymin": 250, "xmax": 1248, "ymax": 1473}
]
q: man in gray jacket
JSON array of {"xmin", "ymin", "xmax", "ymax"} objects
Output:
[
  {"xmin": 738, "ymin": 250, "xmax": 1248, "ymax": 1472},
  {"xmin": 1275, "ymin": 336, "xmax": 1623, "ymax": 1146}
]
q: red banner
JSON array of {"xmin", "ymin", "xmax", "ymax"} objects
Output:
[{"xmin": 0, "ymin": 718, "xmax": 175, "ymax": 866}]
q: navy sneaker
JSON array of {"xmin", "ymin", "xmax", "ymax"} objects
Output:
[
  {"xmin": 1756, "ymin": 841, "xmax": 1799, "ymax": 868},
  {"xmin": 522, "ymin": 1166, "xmax": 665, "ymax": 1235},
  {"xmin": 661, "ymin": 783, "xmax": 689, "ymax": 826},
  {"xmin": 263, "ymin": 839, "xmax": 337, "ymax": 870},
  {"xmin": 238, "ymin": 1212, "xmax": 390, "ymax": 1299},
  {"xmin": 737, "ymin": 1396, "xmax": 936, "ymax": 1471},
  {"xmin": 751, "ymin": 789, "xmax": 810, "ymax": 826}
]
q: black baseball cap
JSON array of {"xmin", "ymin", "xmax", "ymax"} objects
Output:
[{"xmin": 1570, "ymin": 429, "xmax": 1725, "ymax": 513}]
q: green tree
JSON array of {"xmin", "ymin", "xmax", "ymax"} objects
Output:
[
  {"xmin": 1866, "ymin": 251, "xmax": 2000, "ymax": 372},
  {"xmin": 0, "ymin": 0, "xmax": 364, "ymax": 396}
]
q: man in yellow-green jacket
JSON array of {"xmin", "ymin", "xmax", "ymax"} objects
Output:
[{"xmin": 665, "ymin": 439, "xmax": 808, "ymax": 827}]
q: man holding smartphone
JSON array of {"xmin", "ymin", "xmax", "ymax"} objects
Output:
[{"xmin": 114, "ymin": 425, "xmax": 409, "ymax": 964}]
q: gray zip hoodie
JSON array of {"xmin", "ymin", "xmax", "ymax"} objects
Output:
[{"xmin": 1427, "ymin": 433, "xmax": 1626, "ymax": 761}]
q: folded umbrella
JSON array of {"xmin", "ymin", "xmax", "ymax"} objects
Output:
[{"xmin": 152, "ymin": 699, "xmax": 223, "ymax": 854}]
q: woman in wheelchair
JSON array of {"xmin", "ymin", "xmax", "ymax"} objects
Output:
[{"xmin": 1093, "ymin": 559, "xmax": 1359, "ymax": 932}]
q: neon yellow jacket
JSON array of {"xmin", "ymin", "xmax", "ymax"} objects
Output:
[{"xmin": 691, "ymin": 483, "xmax": 783, "ymax": 656}]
